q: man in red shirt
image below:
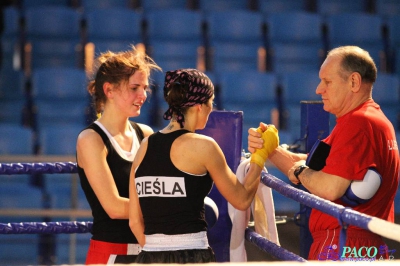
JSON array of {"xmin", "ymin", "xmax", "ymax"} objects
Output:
[{"xmin": 248, "ymin": 45, "xmax": 399, "ymax": 261}]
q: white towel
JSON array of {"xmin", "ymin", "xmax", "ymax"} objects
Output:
[{"xmin": 228, "ymin": 158, "xmax": 280, "ymax": 262}]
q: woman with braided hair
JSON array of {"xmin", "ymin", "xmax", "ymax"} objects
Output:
[
  {"xmin": 128, "ymin": 68, "xmax": 279, "ymax": 263},
  {"xmin": 76, "ymin": 45, "xmax": 161, "ymax": 264}
]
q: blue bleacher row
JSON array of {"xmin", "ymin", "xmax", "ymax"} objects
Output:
[
  {"xmin": 1, "ymin": 2, "xmax": 400, "ymax": 152},
  {"xmin": 1, "ymin": 2, "xmax": 400, "ymax": 265},
  {"xmin": 4, "ymin": 0, "xmax": 400, "ymax": 16}
]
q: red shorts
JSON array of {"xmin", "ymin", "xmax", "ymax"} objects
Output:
[
  {"xmin": 309, "ymin": 228, "xmax": 389, "ymax": 261},
  {"xmin": 85, "ymin": 239, "xmax": 141, "ymax": 265}
]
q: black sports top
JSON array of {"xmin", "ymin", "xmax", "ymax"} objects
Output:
[
  {"xmin": 77, "ymin": 121, "xmax": 143, "ymax": 243},
  {"xmin": 135, "ymin": 130, "xmax": 213, "ymax": 235}
]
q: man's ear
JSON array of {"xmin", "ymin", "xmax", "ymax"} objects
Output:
[{"xmin": 350, "ymin": 72, "xmax": 362, "ymax": 92}]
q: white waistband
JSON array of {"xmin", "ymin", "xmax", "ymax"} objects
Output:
[{"xmin": 143, "ymin": 231, "xmax": 209, "ymax": 251}]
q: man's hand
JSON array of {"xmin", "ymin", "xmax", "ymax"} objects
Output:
[{"xmin": 288, "ymin": 160, "xmax": 306, "ymax": 185}]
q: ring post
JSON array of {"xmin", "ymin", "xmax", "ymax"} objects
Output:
[{"xmin": 298, "ymin": 101, "xmax": 330, "ymax": 258}]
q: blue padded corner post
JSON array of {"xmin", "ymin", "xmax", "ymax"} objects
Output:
[
  {"xmin": 196, "ymin": 110, "xmax": 243, "ymax": 262},
  {"xmin": 298, "ymin": 101, "xmax": 330, "ymax": 259}
]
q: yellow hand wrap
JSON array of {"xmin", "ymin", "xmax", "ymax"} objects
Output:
[{"xmin": 250, "ymin": 125, "xmax": 279, "ymax": 168}]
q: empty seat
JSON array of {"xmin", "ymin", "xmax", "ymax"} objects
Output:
[
  {"xmin": 372, "ymin": 73, "xmax": 400, "ymax": 129},
  {"xmin": 265, "ymin": 11, "xmax": 325, "ymax": 73},
  {"xmin": 205, "ymin": 10, "xmax": 264, "ymax": 72},
  {"xmin": 0, "ymin": 123, "xmax": 33, "ymax": 154},
  {"xmin": 257, "ymin": 0, "xmax": 308, "ymax": 15},
  {"xmin": 375, "ymin": 0, "xmax": 400, "ymax": 17},
  {"xmin": 20, "ymin": 0, "xmax": 70, "ymax": 8},
  {"xmin": 23, "ymin": 6, "xmax": 83, "ymax": 70},
  {"xmin": 385, "ymin": 15, "xmax": 400, "ymax": 74},
  {"xmin": 198, "ymin": 0, "xmax": 249, "ymax": 11},
  {"xmin": 219, "ymin": 70, "xmax": 278, "ymax": 147},
  {"xmin": 31, "ymin": 67, "xmax": 89, "ymax": 129},
  {"xmin": 1, "ymin": 6, "xmax": 21, "ymax": 71},
  {"xmin": 80, "ymin": 0, "xmax": 131, "ymax": 11},
  {"xmin": 139, "ymin": 0, "xmax": 189, "ymax": 11},
  {"xmin": 325, "ymin": 13, "xmax": 386, "ymax": 71},
  {"xmin": 84, "ymin": 8, "xmax": 143, "ymax": 56},
  {"xmin": 280, "ymin": 71, "xmax": 321, "ymax": 140},
  {"xmin": 0, "ymin": 69, "xmax": 27, "ymax": 124},
  {"xmin": 316, "ymin": 0, "xmax": 368, "ymax": 15},
  {"xmin": 39, "ymin": 125, "xmax": 83, "ymax": 155},
  {"xmin": 145, "ymin": 9, "xmax": 202, "ymax": 69}
]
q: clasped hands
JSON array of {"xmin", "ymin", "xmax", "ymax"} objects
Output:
[{"xmin": 249, "ymin": 123, "xmax": 279, "ymax": 168}]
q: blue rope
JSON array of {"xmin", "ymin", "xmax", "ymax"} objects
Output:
[
  {"xmin": 245, "ymin": 228, "xmax": 307, "ymax": 262},
  {"xmin": 0, "ymin": 221, "xmax": 92, "ymax": 234}
]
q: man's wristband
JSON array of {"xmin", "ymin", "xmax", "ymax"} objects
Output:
[{"xmin": 294, "ymin": 165, "xmax": 307, "ymax": 182}]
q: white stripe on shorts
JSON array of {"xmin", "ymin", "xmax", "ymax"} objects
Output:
[{"xmin": 144, "ymin": 231, "xmax": 209, "ymax": 251}]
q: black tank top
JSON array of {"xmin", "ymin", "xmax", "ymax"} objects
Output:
[
  {"xmin": 135, "ymin": 130, "xmax": 213, "ymax": 235},
  {"xmin": 77, "ymin": 121, "xmax": 143, "ymax": 243}
]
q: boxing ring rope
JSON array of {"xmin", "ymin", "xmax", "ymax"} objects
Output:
[{"xmin": 1, "ymin": 162, "xmax": 399, "ymax": 262}]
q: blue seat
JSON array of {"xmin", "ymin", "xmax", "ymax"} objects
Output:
[
  {"xmin": 385, "ymin": 15, "xmax": 400, "ymax": 74},
  {"xmin": 1, "ymin": 7, "xmax": 21, "ymax": 71},
  {"xmin": 31, "ymin": 67, "xmax": 89, "ymax": 128},
  {"xmin": 39, "ymin": 125, "xmax": 83, "ymax": 155},
  {"xmin": 265, "ymin": 12, "xmax": 324, "ymax": 73},
  {"xmin": 80, "ymin": 0, "xmax": 131, "ymax": 11},
  {"xmin": 219, "ymin": 70, "xmax": 278, "ymax": 147},
  {"xmin": 316, "ymin": 0, "xmax": 368, "ymax": 15},
  {"xmin": 0, "ymin": 69, "xmax": 27, "ymax": 124},
  {"xmin": 0, "ymin": 235, "xmax": 39, "ymax": 265},
  {"xmin": 280, "ymin": 71, "xmax": 321, "ymax": 141},
  {"xmin": 23, "ymin": 6, "xmax": 83, "ymax": 70},
  {"xmin": 206, "ymin": 10, "xmax": 264, "ymax": 72},
  {"xmin": 145, "ymin": 9, "xmax": 202, "ymax": 68},
  {"xmin": 144, "ymin": 9, "xmax": 203, "ymax": 125},
  {"xmin": 20, "ymin": 0, "xmax": 70, "ymax": 8},
  {"xmin": 325, "ymin": 13, "xmax": 386, "ymax": 71},
  {"xmin": 372, "ymin": 73, "xmax": 400, "ymax": 128},
  {"xmin": 0, "ymin": 123, "xmax": 33, "ymax": 154},
  {"xmin": 84, "ymin": 8, "xmax": 143, "ymax": 55},
  {"xmin": 140, "ymin": 0, "xmax": 189, "ymax": 11},
  {"xmin": 198, "ymin": 0, "xmax": 249, "ymax": 11},
  {"xmin": 257, "ymin": 0, "xmax": 308, "ymax": 15},
  {"xmin": 375, "ymin": 0, "xmax": 400, "ymax": 17}
]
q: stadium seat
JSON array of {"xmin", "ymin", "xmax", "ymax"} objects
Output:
[
  {"xmin": 205, "ymin": 10, "xmax": 264, "ymax": 72},
  {"xmin": 20, "ymin": 0, "xmax": 70, "ymax": 8},
  {"xmin": 257, "ymin": 0, "xmax": 308, "ymax": 15},
  {"xmin": 219, "ymin": 70, "xmax": 278, "ymax": 147},
  {"xmin": 23, "ymin": 6, "xmax": 83, "ymax": 70},
  {"xmin": 279, "ymin": 71, "xmax": 321, "ymax": 141},
  {"xmin": 31, "ymin": 67, "xmax": 90, "ymax": 129},
  {"xmin": 325, "ymin": 13, "xmax": 386, "ymax": 71},
  {"xmin": 198, "ymin": 0, "xmax": 250, "ymax": 11},
  {"xmin": 139, "ymin": 0, "xmax": 189, "ymax": 11},
  {"xmin": 372, "ymin": 73, "xmax": 400, "ymax": 129},
  {"xmin": 385, "ymin": 15, "xmax": 400, "ymax": 74},
  {"xmin": 0, "ymin": 123, "xmax": 33, "ymax": 154},
  {"xmin": 143, "ymin": 9, "xmax": 203, "ymax": 125},
  {"xmin": 1, "ymin": 6, "xmax": 21, "ymax": 71},
  {"xmin": 265, "ymin": 11, "xmax": 325, "ymax": 73},
  {"xmin": 80, "ymin": 0, "xmax": 131, "ymax": 11},
  {"xmin": 144, "ymin": 9, "xmax": 202, "ymax": 69},
  {"xmin": 0, "ymin": 69, "xmax": 27, "ymax": 124},
  {"xmin": 84, "ymin": 8, "xmax": 143, "ymax": 56},
  {"xmin": 315, "ymin": 0, "xmax": 368, "ymax": 15},
  {"xmin": 375, "ymin": 0, "xmax": 400, "ymax": 17}
]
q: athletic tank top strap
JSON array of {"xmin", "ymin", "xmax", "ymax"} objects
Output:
[{"xmin": 130, "ymin": 121, "xmax": 144, "ymax": 143}]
